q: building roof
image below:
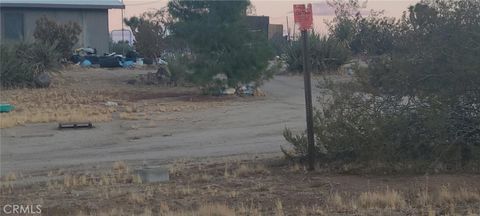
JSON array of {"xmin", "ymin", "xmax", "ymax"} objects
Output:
[{"xmin": 0, "ymin": 0, "xmax": 125, "ymax": 9}]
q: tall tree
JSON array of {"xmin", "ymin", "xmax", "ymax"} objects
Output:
[
  {"xmin": 168, "ymin": 0, "xmax": 273, "ymax": 87},
  {"xmin": 124, "ymin": 9, "xmax": 170, "ymax": 60}
]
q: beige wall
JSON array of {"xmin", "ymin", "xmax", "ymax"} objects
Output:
[
  {"xmin": 268, "ymin": 24, "xmax": 283, "ymax": 40},
  {"xmin": 1, "ymin": 8, "xmax": 110, "ymax": 54}
]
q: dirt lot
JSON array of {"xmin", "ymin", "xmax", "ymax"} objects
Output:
[
  {"xmin": 1, "ymin": 67, "xmax": 479, "ymax": 215},
  {"xmin": 1, "ymin": 157, "xmax": 480, "ymax": 215},
  {"xmin": 1, "ymin": 67, "xmax": 311, "ymax": 175}
]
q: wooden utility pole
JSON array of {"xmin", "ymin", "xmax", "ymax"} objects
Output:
[
  {"xmin": 294, "ymin": 3, "xmax": 315, "ymax": 171},
  {"xmin": 301, "ymin": 29, "xmax": 315, "ymax": 171}
]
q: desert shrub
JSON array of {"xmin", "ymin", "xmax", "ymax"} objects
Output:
[
  {"xmin": 0, "ymin": 43, "xmax": 61, "ymax": 88},
  {"xmin": 33, "ymin": 16, "xmax": 81, "ymax": 58},
  {"xmin": 109, "ymin": 40, "xmax": 134, "ymax": 55},
  {"xmin": 283, "ymin": 0, "xmax": 480, "ymax": 171},
  {"xmin": 285, "ymin": 33, "xmax": 350, "ymax": 73},
  {"xmin": 165, "ymin": 54, "xmax": 192, "ymax": 86}
]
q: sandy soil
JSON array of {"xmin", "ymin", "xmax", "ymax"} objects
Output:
[
  {"xmin": 1, "ymin": 67, "xmax": 313, "ymax": 175},
  {"xmin": 1, "ymin": 157, "xmax": 479, "ymax": 215}
]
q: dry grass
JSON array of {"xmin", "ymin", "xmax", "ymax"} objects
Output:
[
  {"xmin": 234, "ymin": 164, "xmax": 270, "ymax": 177},
  {"xmin": 0, "ymin": 172, "xmax": 18, "ymax": 191},
  {"xmin": 0, "ymin": 88, "xmax": 114, "ymax": 128},
  {"xmin": 274, "ymin": 199, "xmax": 285, "ymax": 216},
  {"xmin": 438, "ymin": 186, "xmax": 480, "ymax": 204},
  {"xmin": 358, "ymin": 189, "xmax": 406, "ymax": 209},
  {"xmin": 169, "ymin": 159, "xmax": 188, "ymax": 177},
  {"xmin": 191, "ymin": 173, "xmax": 213, "ymax": 183},
  {"xmin": 327, "ymin": 192, "xmax": 346, "ymax": 210},
  {"xmin": 60, "ymin": 161, "xmax": 141, "ymax": 189},
  {"xmin": 289, "ymin": 163, "xmax": 305, "ymax": 172},
  {"xmin": 3, "ymin": 159, "xmax": 480, "ymax": 216},
  {"xmin": 198, "ymin": 203, "xmax": 236, "ymax": 216},
  {"xmin": 4, "ymin": 172, "xmax": 17, "ymax": 181},
  {"xmin": 0, "ymin": 68, "xmax": 229, "ymax": 128}
]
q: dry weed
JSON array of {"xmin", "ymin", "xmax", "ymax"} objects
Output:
[
  {"xmin": 234, "ymin": 164, "xmax": 270, "ymax": 177},
  {"xmin": 358, "ymin": 189, "xmax": 406, "ymax": 209},
  {"xmin": 237, "ymin": 203, "xmax": 262, "ymax": 216},
  {"xmin": 198, "ymin": 203, "xmax": 235, "ymax": 216},
  {"xmin": 128, "ymin": 192, "xmax": 146, "ymax": 204},
  {"xmin": 455, "ymin": 188, "xmax": 480, "ymax": 203},
  {"xmin": 169, "ymin": 159, "xmax": 187, "ymax": 177},
  {"xmin": 327, "ymin": 192, "xmax": 346, "ymax": 210},
  {"xmin": 60, "ymin": 162, "xmax": 141, "ymax": 188},
  {"xmin": 191, "ymin": 173, "xmax": 213, "ymax": 183},
  {"xmin": 275, "ymin": 199, "xmax": 285, "ymax": 216},
  {"xmin": 4, "ymin": 172, "xmax": 17, "ymax": 181}
]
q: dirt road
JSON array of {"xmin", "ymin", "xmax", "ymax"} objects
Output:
[{"xmin": 1, "ymin": 75, "xmax": 316, "ymax": 175}]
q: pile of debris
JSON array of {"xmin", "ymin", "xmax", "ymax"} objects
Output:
[
  {"xmin": 213, "ymin": 73, "xmax": 265, "ymax": 97},
  {"xmin": 70, "ymin": 48, "xmax": 154, "ymax": 69},
  {"xmin": 127, "ymin": 65, "xmax": 175, "ymax": 86}
]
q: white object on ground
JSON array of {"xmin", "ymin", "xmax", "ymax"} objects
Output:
[{"xmin": 105, "ymin": 101, "xmax": 118, "ymax": 107}]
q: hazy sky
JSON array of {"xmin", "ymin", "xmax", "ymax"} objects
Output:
[{"xmin": 109, "ymin": 0, "xmax": 419, "ymax": 36}]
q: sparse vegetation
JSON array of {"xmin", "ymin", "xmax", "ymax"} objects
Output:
[
  {"xmin": 234, "ymin": 164, "xmax": 270, "ymax": 177},
  {"xmin": 0, "ymin": 68, "xmax": 230, "ymax": 128},
  {"xmin": 358, "ymin": 189, "xmax": 406, "ymax": 209},
  {"xmin": 2, "ymin": 159, "xmax": 480, "ymax": 215}
]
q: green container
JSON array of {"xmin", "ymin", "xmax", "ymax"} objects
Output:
[{"xmin": 0, "ymin": 104, "xmax": 14, "ymax": 113}]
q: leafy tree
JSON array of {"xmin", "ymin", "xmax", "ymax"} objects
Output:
[
  {"xmin": 285, "ymin": 32, "xmax": 350, "ymax": 73},
  {"xmin": 168, "ymin": 0, "xmax": 273, "ymax": 87},
  {"xmin": 124, "ymin": 9, "xmax": 170, "ymax": 60},
  {"xmin": 328, "ymin": 0, "xmax": 396, "ymax": 55},
  {"xmin": 33, "ymin": 16, "xmax": 81, "ymax": 58}
]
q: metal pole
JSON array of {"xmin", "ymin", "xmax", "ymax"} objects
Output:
[
  {"xmin": 121, "ymin": 0, "xmax": 125, "ymax": 55},
  {"xmin": 286, "ymin": 16, "xmax": 290, "ymax": 42},
  {"xmin": 302, "ymin": 29, "xmax": 315, "ymax": 171}
]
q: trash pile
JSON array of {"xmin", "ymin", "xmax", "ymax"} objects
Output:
[
  {"xmin": 127, "ymin": 64, "xmax": 175, "ymax": 86},
  {"xmin": 70, "ymin": 47, "xmax": 155, "ymax": 69},
  {"xmin": 213, "ymin": 73, "xmax": 265, "ymax": 97}
]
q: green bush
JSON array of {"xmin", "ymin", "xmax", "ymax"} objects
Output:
[
  {"xmin": 285, "ymin": 33, "xmax": 350, "ymax": 73},
  {"xmin": 0, "ymin": 43, "xmax": 61, "ymax": 88},
  {"xmin": 166, "ymin": 54, "xmax": 191, "ymax": 86},
  {"xmin": 109, "ymin": 40, "xmax": 134, "ymax": 55},
  {"xmin": 283, "ymin": 0, "xmax": 480, "ymax": 172},
  {"xmin": 33, "ymin": 16, "xmax": 81, "ymax": 58}
]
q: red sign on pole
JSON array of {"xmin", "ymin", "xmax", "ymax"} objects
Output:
[{"xmin": 293, "ymin": 3, "xmax": 313, "ymax": 30}]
